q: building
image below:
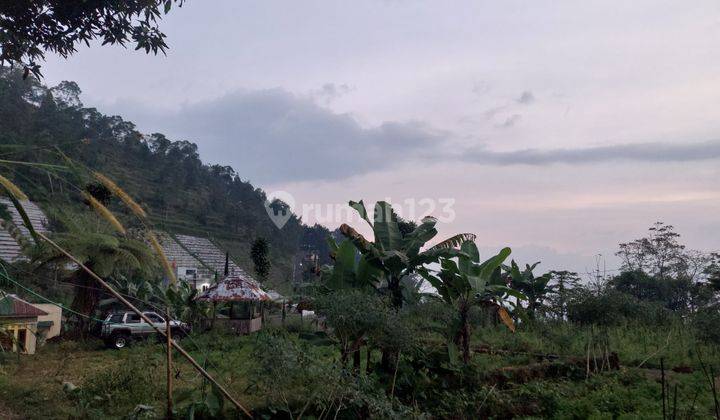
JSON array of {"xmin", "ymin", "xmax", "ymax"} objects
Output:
[
  {"xmin": 157, "ymin": 232, "xmax": 253, "ymax": 291},
  {"xmin": 0, "ymin": 294, "xmax": 49, "ymax": 354},
  {"xmin": 0, "ymin": 198, "xmax": 49, "ymax": 262},
  {"xmin": 34, "ymin": 303, "xmax": 63, "ymax": 343},
  {"xmin": 197, "ymin": 274, "xmax": 270, "ymax": 334}
]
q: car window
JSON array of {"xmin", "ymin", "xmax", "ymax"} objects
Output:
[
  {"xmin": 145, "ymin": 313, "xmax": 164, "ymax": 323},
  {"xmin": 126, "ymin": 313, "xmax": 141, "ymax": 323},
  {"xmin": 109, "ymin": 314, "xmax": 123, "ymax": 323}
]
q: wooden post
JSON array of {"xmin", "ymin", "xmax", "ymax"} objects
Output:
[
  {"xmin": 36, "ymin": 232, "xmax": 251, "ymax": 418},
  {"xmin": 281, "ymin": 299, "xmax": 286, "ymax": 326},
  {"xmin": 661, "ymin": 357, "xmax": 667, "ymax": 420},
  {"xmin": 166, "ymin": 308, "xmax": 173, "ymax": 419}
]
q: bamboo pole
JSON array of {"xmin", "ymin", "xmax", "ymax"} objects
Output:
[
  {"xmin": 36, "ymin": 232, "xmax": 251, "ymax": 418},
  {"xmin": 166, "ymin": 308, "xmax": 173, "ymax": 419}
]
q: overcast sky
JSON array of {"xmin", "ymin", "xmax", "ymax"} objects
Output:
[{"xmin": 42, "ymin": 0, "xmax": 720, "ymax": 276}]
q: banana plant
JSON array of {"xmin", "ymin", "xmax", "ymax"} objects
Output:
[
  {"xmin": 505, "ymin": 261, "xmax": 552, "ymax": 320},
  {"xmin": 418, "ymin": 241, "xmax": 524, "ymax": 364},
  {"xmin": 339, "ymin": 200, "xmax": 476, "ymax": 308},
  {"xmin": 319, "ymin": 237, "xmax": 382, "ymax": 291}
]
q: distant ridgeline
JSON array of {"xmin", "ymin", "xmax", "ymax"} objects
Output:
[{"xmin": 0, "ymin": 67, "xmax": 332, "ymax": 288}]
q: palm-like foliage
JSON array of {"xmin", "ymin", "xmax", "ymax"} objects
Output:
[
  {"xmin": 33, "ymin": 217, "xmax": 158, "ymax": 330},
  {"xmin": 418, "ymin": 241, "xmax": 523, "ymax": 363},
  {"xmin": 164, "ymin": 281, "xmax": 211, "ymax": 324},
  {"xmin": 339, "ymin": 200, "xmax": 476, "ymax": 308},
  {"xmin": 320, "ymin": 238, "xmax": 381, "ymax": 291},
  {"xmin": 505, "ymin": 261, "xmax": 552, "ymax": 319}
]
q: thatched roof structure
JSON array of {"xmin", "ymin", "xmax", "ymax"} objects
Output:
[{"xmin": 196, "ymin": 274, "xmax": 270, "ymax": 302}]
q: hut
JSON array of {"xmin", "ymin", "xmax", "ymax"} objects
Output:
[
  {"xmin": 197, "ymin": 274, "xmax": 270, "ymax": 334},
  {"xmin": 0, "ymin": 294, "xmax": 48, "ymax": 354}
]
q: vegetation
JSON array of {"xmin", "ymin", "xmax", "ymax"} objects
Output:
[
  {"xmin": 1, "ymin": 157, "xmax": 719, "ymax": 418},
  {"xmin": 0, "ymin": 61, "xmax": 719, "ymax": 420},
  {"xmin": 0, "ymin": 67, "xmax": 326, "ymax": 293},
  {"xmin": 0, "ymin": 1, "xmax": 184, "ymax": 78},
  {"xmin": 418, "ymin": 241, "xmax": 517, "ymax": 363},
  {"xmin": 3, "ymin": 6, "xmax": 717, "ymax": 418},
  {"xmin": 250, "ymin": 238, "xmax": 270, "ymax": 281}
]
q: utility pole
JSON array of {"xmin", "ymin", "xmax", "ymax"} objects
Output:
[{"xmin": 166, "ymin": 308, "xmax": 173, "ymax": 419}]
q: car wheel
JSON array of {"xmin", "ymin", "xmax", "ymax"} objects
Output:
[
  {"xmin": 111, "ymin": 333, "xmax": 130, "ymax": 349},
  {"xmin": 171, "ymin": 327, "xmax": 187, "ymax": 339}
]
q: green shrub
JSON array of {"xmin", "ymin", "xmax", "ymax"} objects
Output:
[
  {"xmin": 692, "ymin": 304, "xmax": 720, "ymax": 344},
  {"xmin": 567, "ymin": 289, "xmax": 673, "ymax": 326},
  {"xmin": 248, "ymin": 330, "xmax": 411, "ymax": 418},
  {"xmin": 63, "ymin": 348, "xmax": 163, "ymax": 418}
]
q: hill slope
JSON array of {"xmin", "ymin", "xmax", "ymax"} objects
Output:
[{"xmin": 0, "ymin": 67, "xmax": 331, "ymax": 289}]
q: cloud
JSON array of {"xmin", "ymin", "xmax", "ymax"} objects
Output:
[
  {"xmin": 110, "ymin": 89, "xmax": 720, "ymax": 185},
  {"xmin": 461, "ymin": 140, "xmax": 720, "ymax": 165},
  {"xmin": 497, "ymin": 113, "xmax": 522, "ymax": 128},
  {"xmin": 310, "ymin": 83, "xmax": 354, "ymax": 105},
  {"xmin": 472, "ymin": 81, "xmax": 491, "ymax": 96},
  {"xmin": 121, "ymin": 88, "xmax": 442, "ymax": 184},
  {"xmin": 517, "ymin": 90, "xmax": 535, "ymax": 104}
]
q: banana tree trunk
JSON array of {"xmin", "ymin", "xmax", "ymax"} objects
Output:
[
  {"xmin": 455, "ymin": 300, "xmax": 471, "ymax": 364},
  {"xmin": 389, "ymin": 276, "xmax": 403, "ymax": 309}
]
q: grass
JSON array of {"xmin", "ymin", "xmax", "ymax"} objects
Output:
[
  {"xmin": 0, "ymin": 323, "xmax": 718, "ymax": 419},
  {"xmin": 477, "ymin": 320, "xmax": 720, "ymax": 370}
]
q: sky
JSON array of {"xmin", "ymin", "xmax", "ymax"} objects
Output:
[{"xmin": 41, "ymin": 0, "xmax": 720, "ymax": 276}]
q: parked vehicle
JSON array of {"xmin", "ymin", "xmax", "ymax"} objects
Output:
[{"xmin": 100, "ymin": 311, "xmax": 191, "ymax": 349}]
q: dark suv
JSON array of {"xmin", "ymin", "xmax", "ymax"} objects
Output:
[{"xmin": 101, "ymin": 311, "xmax": 190, "ymax": 349}]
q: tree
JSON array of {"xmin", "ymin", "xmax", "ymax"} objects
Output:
[
  {"xmin": 251, "ymin": 237, "xmax": 270, "ymax": 281},
  {"xmin": 396, "ymin": 216, "xmax": 417, "ymax": 238},
  {"xmin": 315, "ymin": 289, "xmax": 389, "ymax": 369},
  {"xmin": 0, "ymin": 68, "xmax": 310, "ymax": 286},
  {"xmin": 505, "ymin": 261, "xmax": 552, "ymax": 320},
  {"xmin": 33, "ymin": 219, "xmax": 158, "ymax": 332},
  {"xmin": 616, "ymin": 222, "xmax": 688, "ymax": 280},
  {"xmin": 706, "ymin": 253, "xmax": 720, "ymax": 291},
  {"xmin": 418, "ymin": 241, "xmax": 520, "ymax": 364},
  {"xmin": 0, "ymin": 1, "xmax": 183, "ymax": 78},
  {"xmin": 340, "ymin": 200, "xmax": 475, "ymax": 309},
  {"xmin": 320, "ymin": 239, "xmax": 379, "ymax": 291},
  {"xmin": 547, "ymin": 270, "xmax": 581, "ymax": 319},
  {"xmin": 609, "ymin": 270, "xmax": 692, "ymax": 312}
]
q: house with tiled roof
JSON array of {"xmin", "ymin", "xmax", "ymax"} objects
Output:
[{"xmin": 0, "ymin": 293, "xmax": 53, "ymax": 354}]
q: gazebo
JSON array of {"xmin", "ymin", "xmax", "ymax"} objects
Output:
[{"xmin": 197, "ymin": 274, "xmax": 270, "ymax": 334}]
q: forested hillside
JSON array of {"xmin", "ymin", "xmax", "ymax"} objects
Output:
[{"xmin": 0, "ymin": 67, "xmax": 329, "ymax": 288}]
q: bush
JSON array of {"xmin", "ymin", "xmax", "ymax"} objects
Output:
[
  {"xmin": 63, "ymin": 348, "xmax": 163, "ymax": 418},
  {"xmin": 567, "ymin": 289, "xmax": 673, "ymax": 326},
  {"xmin": 248, "ymin": 330, "xmax": 411, "ymax": 418},
  {"xmin": 691, "ymin": 305, "xmax": 720, "ymax": 344}
]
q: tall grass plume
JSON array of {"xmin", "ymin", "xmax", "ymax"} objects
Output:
[
  {"xmin": 0, "ymin": 174, "xmax": 29, "ymax": 201},
  {"xmin": 83, "ymin": 192, "xmax": 126, "ymax": 235},
  {"xmin": 93, "ymin": 172, "xmax": 147, "ymax": 219},
  {"xmin": 148, "ymin": 231, "xmax": 177, "ymax": 285}
]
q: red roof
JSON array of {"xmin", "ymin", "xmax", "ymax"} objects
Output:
[
  {"xmin": 197, "ymin": 275, "xmax": 270, "ymax": 302},
  {"xmin": 0, "ymin": 294, "xmax": 48, "ymax": 317}
]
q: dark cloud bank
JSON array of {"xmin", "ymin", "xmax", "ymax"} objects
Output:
[
  {"xmin": 124, "ymin": 88, "xmax": 442, "ymax": 184},
  {"xmin": 116, "ymin": 88, "xmax": 720, "ymax": 184}
]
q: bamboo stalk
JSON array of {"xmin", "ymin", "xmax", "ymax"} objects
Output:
[
  {"xmin": 661, "ymin": 357, "xmax": 667, "ymax": 420},
  {"xmin": 390, "ymin": 351, "xmax": 401, "ymax": 398},
  {"xmin": 36, "ymin": 231, "xmax": 251, "ymax": 418},
  {"xmin": 166, "ymin": 308, "xmax": 173, "ymax": 419}
]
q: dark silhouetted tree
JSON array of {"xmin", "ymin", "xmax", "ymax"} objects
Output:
[
  {"xmin": 0, "ymin": 1, "xmax": 184, "ymax": 78},
  {"xmin": 251, "ymin": 238, "xmax": 270, "ymax": 281}
]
